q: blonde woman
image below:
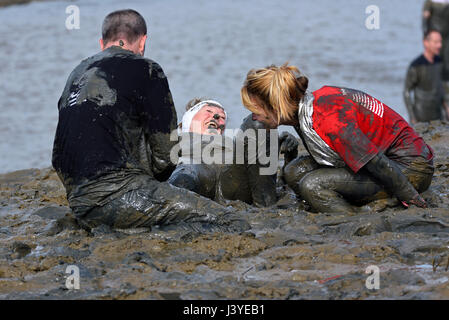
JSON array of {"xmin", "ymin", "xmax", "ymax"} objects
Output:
[{"xmin": 241, "ymin": 64, "xmax": 434, "ymax": 213}]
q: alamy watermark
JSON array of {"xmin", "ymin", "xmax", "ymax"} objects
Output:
[
  {"xmin": 65, "ymin": 5, "xmax": 80, "ymax": 30},
  {"xmin": 169, "ymin": 127, "xmax": 280, "ymax": 175},
  {"xmin": 365, "ymin": 5, "xmax": 380, "ymax": 30},
  {"xmin": 365, "ymin": 265, "xmax": 380, "ymax": 290},
  {"xmin": 65, "ymin": 265, "xmax": 80, "ymax": 290}
]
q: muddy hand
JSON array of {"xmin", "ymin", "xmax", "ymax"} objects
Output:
[
  {"xmin": 401, "ymin": 194, "xmax": 427, "ymax": 209},
  {"xmin": 279, "ymin": 132, "xmax": 298, "ymax": 154}
]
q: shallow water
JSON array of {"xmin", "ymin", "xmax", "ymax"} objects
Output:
[{"xmin": 0, "ymin": 0, "xmax": 424, "ymax": 173}]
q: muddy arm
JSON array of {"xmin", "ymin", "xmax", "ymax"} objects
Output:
[
  {"xmin": 403, "ymin": 65, "xmax": 418, "ymax": 124},
  {"xmin": 142, "ymin": 62, "xmax": 178, "ymax": 180},
  {"xmin": 239, "ymin": 115, "xmax": 277, "ymax": 207},
  {"xmin": 364, "ymin": 152, "xmax": 427, "ymax": 208},
  {"xmin": 279, "ymin": 131, "xmax": 299, "ymax": 165}
]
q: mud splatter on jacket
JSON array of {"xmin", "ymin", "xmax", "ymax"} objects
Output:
[
  {"xmin": 295, "ymin": 86, "xmax": 434, "ymax": 174},
  {"xmin": 52, "ymin": 46, "xmax": 177, "ymax": 217}
]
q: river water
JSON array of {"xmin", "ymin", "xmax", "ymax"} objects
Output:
[{"xmin": 0, "ymin": 0, "xmax": 424, "ymax": 173}]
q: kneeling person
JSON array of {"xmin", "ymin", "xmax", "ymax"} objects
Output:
[{"xmin": 242, "ymin": 64, "xmax": 434, "ymax": 213}]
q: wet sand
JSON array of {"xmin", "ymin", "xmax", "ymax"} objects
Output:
[{"xmin": 1, "ymin": 121, "xmax": 449, "ymax": 300}]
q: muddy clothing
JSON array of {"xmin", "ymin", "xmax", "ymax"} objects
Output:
[
  {"xmin": 285, "ymin": 154, "xmax": 433, "ymax": 213},
  {"xmin": 403, "ymin": 54, "xmax": 445, "ymax": 122},
  {"xmin": 168, "ymin": 116, "xmax": 281, "ymax": 207},
  {"xmin": 53, "ymin": 45, "xmax": 177, "ymax": 216},
  {"xmin": 239, "ymin": 115, "xmax": 280, "ymax": 207},
  {"xmin": 168, "ymin": 132, "xmax": 254, "ymax": 205},
  {"xmin": 423, "ymin": 0, "xmax": 449, "ymax": 80},
  {"xmin": 288, "ymin": 86, "xmax": 434, "ymax": 213},
  {"xmin": 77, "ymin": 176, "xmax": 250, "ymax": 232},
  {"xmin": 296, "ymin": 86, "xmax": 434, "ymax": 173},
  {"xmin": 52, "ymin": 46, "xmax": 249, "ymax": 231}
]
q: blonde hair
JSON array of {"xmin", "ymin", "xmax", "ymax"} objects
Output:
[{"xmin": 241, "ymin": 63, "xmax": 308, "ymax": 124}]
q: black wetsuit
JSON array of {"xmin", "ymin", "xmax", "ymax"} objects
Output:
[
  {"xmin": 168, "ymin": 115, "xmax": 280, "ymax": 207},
  {"xmin": 423, "ymin": 0, "xmax": 449, "ymax": 109},
  {"xmin": 403, "ymin": 54, "xmax": 444, "ymax": 122},
  {"xmin": 52, "ymin": 46, "xmax": 249, "ymax": 231}
]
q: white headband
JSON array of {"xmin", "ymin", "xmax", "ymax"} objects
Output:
[{"xmin": 179, "ymin": 100, "xmax": 227, "ymax": 133}]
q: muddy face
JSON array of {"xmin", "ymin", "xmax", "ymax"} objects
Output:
[{"xmin": 190, "ymin": 105, "xmax": 226, "ymax": 135}]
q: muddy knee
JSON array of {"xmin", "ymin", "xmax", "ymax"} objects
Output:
[
  {"xmin": 283, "ymin": 156, "xmax": 319, "ymax": 194},
  {"xmin": 168, "ymin": 166, "xmax": 200, "ymax": 194},
  {"xmin": 297, "ymin": 171, "xmax": 323, "ymax": 203}
]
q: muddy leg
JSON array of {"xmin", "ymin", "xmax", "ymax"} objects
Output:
[
  {"xmin": 168, "ymin": 164, "xmax": 218, "ymax": 200},
  {"xmin": 294, "ymin": 154, "xmax": 434, "ymax": 213},
  {"xmin": 283, "ymin": 155, "xmax": 320, "ymax": 195},
  {"xmin": 168, "ymin": 165, "xmax": 201, "ymax": 195},
  {"xmin": 216, "ymin": 164, "xmax": 252, "ymax": 204},
  {"xmin": 79, "ymin": 179, "xmax": 250, "ymax": 232},
  {"xmin": 298, "ymin": 167, "xmax": 385, "ymax": 213}
]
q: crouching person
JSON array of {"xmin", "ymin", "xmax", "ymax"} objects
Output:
[{"xmin": 241, "ymin": 64, "xmax": 434, "ymax": 214}]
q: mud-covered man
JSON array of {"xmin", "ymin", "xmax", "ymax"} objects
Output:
[
  {"xmin": 422, "ymin": 0, "xmax": 449, "ymax": 118},
  {"xmin": 404, "ymin": 29, "xmax": 447, "ymax": 123},
  {"xmin": 52, "ymin": 10, "xmax": 249, "ymax": 232},
  {"xmin": 168, "ymin": 98, "xmax": 298, "ymax": 207}
]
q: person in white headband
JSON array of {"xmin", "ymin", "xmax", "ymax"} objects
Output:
[
  {"xmin": 179, "ymin": 99, "xmax": 227, "ymax": 135},
  {"xmin": 170, "ymin": 97, "xmax": 300, "ymax": 207}
]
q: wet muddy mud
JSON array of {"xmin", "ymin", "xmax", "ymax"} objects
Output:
[{"xmin": 1, "ymin": 121, "xmax": 449, "ymax": 299}]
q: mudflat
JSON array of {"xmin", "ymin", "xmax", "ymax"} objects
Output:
[{"xmin": 0, "ymin": 121, "xmax": 448, "ymax": 299}]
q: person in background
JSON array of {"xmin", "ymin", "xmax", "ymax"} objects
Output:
[
  {"xmin": 422, "ymin": 0, "xmax": 449, "ymax": 119},
  {"xmin": 404, "ymin": 29, "xmax": 446, "ymax": 123}
]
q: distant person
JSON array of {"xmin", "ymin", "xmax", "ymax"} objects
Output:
[
  {"xmin": 404, "ymin": 29, "xmax": 446, "ymax": 123},
  {"xmin": 241, "ymin": 64, "xmax": 434, "ymax": 214},
  {"xmin": 422, "ymin": 0, "xmax": 449, "ymax": 118},
  {"xmin": 169, "ymin": 98, "xmax": 298, "ymax": 207},
  {"xmin": 52, "ymin": 9, "xmax": 248, "ymax": 232}
]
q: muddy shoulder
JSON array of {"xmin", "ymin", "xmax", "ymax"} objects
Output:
[{"xmin": 1, "ymin": 121, "xmax": 449, "ymax": 299}]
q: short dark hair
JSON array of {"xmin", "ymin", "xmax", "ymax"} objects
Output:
[
  {"xmin": 102, "ymin": 9, "xmax": 147, "ymax": 45},
  {"xmin": 424, "ymin": 29, "xmax": 441, "ymax": 40}
]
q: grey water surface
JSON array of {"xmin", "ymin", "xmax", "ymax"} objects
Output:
[{"xmin": 0, "ymin": 0, "xmax": 424, "ymax": 173}]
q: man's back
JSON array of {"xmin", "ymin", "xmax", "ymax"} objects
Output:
[{"xmin": 52, "ymin": 46, "xmax": 177, "ymax": 215}]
